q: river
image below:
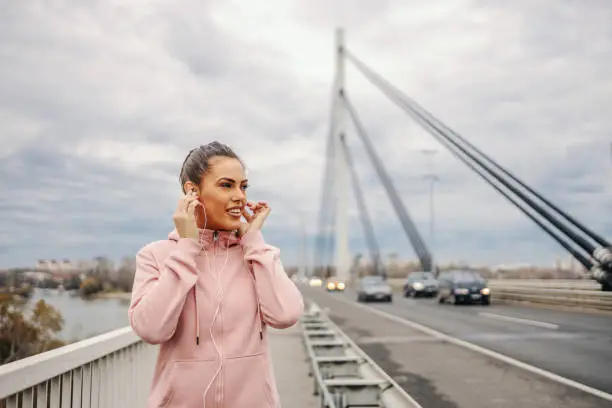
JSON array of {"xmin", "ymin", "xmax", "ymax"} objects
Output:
[{"xmin": 29, "ymin": 288, "xmax": 130, "ymax": 342}]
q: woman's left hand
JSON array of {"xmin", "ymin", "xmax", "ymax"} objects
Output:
[{"xmin": 239, "ymin": 201, "xmax": 271, "ymax": 237}]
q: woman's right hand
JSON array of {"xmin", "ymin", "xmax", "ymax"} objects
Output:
[{"xmin": 173, "ymin": 191, "xmax": 201, "ymax": 240}]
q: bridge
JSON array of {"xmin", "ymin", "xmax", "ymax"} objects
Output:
[
  {"xmin": 314, "ymin": 30, "xmax": 612, "ymax": 290},
  {"xmin": 2, "ymin": 29, "xmax": 612, "ymax": 408}
]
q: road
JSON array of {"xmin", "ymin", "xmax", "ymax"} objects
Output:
[{"xmin": 301, "ymin": 286, "xmax": 612, "ymax": 408}]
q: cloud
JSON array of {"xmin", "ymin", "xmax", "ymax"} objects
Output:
[{"xmin": 1, "ymin": 0, "xmax": 611, "ymax": 271}]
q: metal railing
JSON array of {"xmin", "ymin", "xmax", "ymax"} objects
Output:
[
  {"xmin": 300, "ymin": 303, "xmax": 422, "ymax": 408},
  {"xmin": 487, "ymin": 279, "xmax": 600, "ymax": 290},
  {"xmin": 488, "ymin": 287, "xmax": 612, "ymax": 311},
  {"xmin": 0, "ymin": 327, "xmax": 157, "ymax": 408},
  {"xmin": 387, "ymin": 278, "xmax": 612, "ymax": 311}
]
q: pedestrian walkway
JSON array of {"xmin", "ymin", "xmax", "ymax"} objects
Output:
[{"xmin": 269, "ymin": 324, "xmax": 319, "ymax": 408}]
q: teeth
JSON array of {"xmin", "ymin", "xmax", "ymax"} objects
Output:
[{"xmin": 228, "ymin": 209, "xmax": 242, "ymax": 214}]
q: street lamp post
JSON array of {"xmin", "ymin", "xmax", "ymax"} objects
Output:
[{"xmin": 298, "ymin": 217, "xmax": 308, "ymax": 279}]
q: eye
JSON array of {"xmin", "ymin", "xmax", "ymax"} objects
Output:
[
  {"xmin": 220, "ymin": 182, "xmax": 232, "ymax": 188},
  {"xmin": 241, "ymin": 184, "xmax": 249, "ymax": 190}
]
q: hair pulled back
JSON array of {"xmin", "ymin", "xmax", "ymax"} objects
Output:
[{"xmin": 179, "ymin": 141, "xmax": 243, "ymax": 193}]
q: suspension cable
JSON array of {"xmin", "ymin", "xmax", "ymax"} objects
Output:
[{"xmin": 340, "ymin": 135, "xmax": 388, "ymax": 277}]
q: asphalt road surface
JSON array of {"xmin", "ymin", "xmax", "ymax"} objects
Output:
[{"xmin": 302, "ymin": 286, "xmax": 612, "ymax": 408}]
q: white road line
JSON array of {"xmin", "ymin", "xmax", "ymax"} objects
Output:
[
  {"xmin": 357, "ymin": 335, "xmax": 443, "ymax": 344},
  {"xmin": 478, "ymin": 312, "xmax": 560, "ymax": 330},
  {"xmin": 323, "ymin": 292, "xmax": 612, "ymax": 403}
]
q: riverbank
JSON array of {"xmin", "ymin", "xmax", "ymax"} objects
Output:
[
  {"xmin": 24, "ymin": 288, "xmax": 130, "ymax": 341},
  {"xmin": 91, "ymin": 291, "xmax": 131, "ymax": 300}
]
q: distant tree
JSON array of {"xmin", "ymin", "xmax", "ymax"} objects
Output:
[
  {"xmin": 113, "ymin": 256, "xmax": 136, "ymax": 292},
  {"xmin": 0, "ymin": 298, "xmax": 65, "ymax": 364},
  {"xmin": 63, "ymin": 274, "xmax": 82, "ymax": 291},
  {"xmin": 92, "ymin": 256, "xmax": 114, "ymax": 281},
  {"xmin": 38, "ymin": 277, "xmax": 60, "ymax": 289},
  {"xmin": 30, "ymin": 300, "xmax": 64, "ymax": 353},
  {"xmin": 80, "ymin": 277, "xmax": 103, "ymax": 297}
]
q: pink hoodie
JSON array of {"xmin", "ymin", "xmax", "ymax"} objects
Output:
[{"xmin": 128, "ymin": 228, "xmax": 304, "ymax": 408}]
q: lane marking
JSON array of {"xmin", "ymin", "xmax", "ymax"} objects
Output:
[
  {"xmin": 478, "ymin": 312, "xmax": 560, "ymax": 330},
  {"xmin": 460, "ymin": 331, "xmax": 585, "ymax": 341},
  {"xmin": 314, "ymin": 290, "xmax": 612, "ymax": 403},
  {"xmin": 357, "ymin": 335, "xmax": 443, "ymax": 345}
]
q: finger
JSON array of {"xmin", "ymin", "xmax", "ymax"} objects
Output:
[
  {"xmin": 181, "ymin": 198, "xmax": 191, "ymax": 213},
  {"xmin": 182, "ymin": 191, "xmax": 196, "ymax": 204},
  {"xmin": 187, "ymin": 199, "xmax": 199, "ymax": 216},
  {"xmin": 187, "ymin": 199, "xmax": 197, "ymax": 212},
  {"xmin": 253, "ymin": 206, "xmax": 270, "ymax": 220},
  {"xmin": 260, "ymin": 206, "xmax": 271, "ymax": 219},
  {"xmin": 242, "ymin": 208, "xmax": 254, "ymax": 222},
  {"xmin": 185, "ymin": 193, "xmax": 199, "ymax": 204},
  {"xmin": 257, "ymin": 203, "xmax": 268, "ymax": 214},
  {"xmin": 193, "ymin": 196, "xmax": 203, "ymax": 208},
  {"xmin": 183, "ymin": 198, "xmax": 197, "ymax": 213},
  {"xmin": 253, "ymin": 202, "xmax": 265, "ymax": 213},
  {"xmin": 251, "ymin": 208, "xmax": 270, "ymax": 230}
]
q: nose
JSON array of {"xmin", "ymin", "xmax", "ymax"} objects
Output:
[{"xmin": 232, "ymin": 188, "xmax": 246, "ymax": 203}]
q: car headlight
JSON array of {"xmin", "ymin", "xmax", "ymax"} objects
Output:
[
  {"xmin": 337, "ymin": 282, "xmax": 345, "ymax": 290},
  {"xmin": 327, "ymin": 282, "xmax": 336, "ymax": 289},
  {"xmin": 413, "ymin": 282, "xmax": 424, "ymax": 290},
  {"xmin": 481, "ymin": 288, "xmax": 490, "ymax": 295},
  {"xmin": 454, "ymin": 288, "xmax": 469, "ymax": 295}
]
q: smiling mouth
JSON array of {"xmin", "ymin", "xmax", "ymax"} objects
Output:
[{"xmin": 226, "ymin": 208, "xmax": 243, "ymax": 217}]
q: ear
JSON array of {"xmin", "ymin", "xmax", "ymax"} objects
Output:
[{"xmin": 183, "ymin": 181, "xmax": 199, "ymax": 194}]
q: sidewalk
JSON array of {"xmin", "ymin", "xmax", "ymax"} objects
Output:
[{"xmin": 269, "ymin": 324, "xmax": 319, "ymax": 408}]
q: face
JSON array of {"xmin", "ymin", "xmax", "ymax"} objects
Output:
[{"xmin": 186, "ymin": 156, "xmax": 248, "ymax": 231}]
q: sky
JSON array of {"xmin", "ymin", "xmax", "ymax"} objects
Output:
[{"xmin": 1, "ymin": 0, "xmax": 611, "ymax": 270}]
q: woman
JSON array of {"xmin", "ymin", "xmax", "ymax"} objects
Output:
[{"xmin": 128, "ymin": 141, "xmax": 304, "ymax": 408}]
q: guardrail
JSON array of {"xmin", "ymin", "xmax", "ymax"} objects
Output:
[
  {"xmin": 488, "ymin": 287, "xmax": 612, "ymax": 311},
  {"xmin": 387, "ymin": 278, "xmax": 598, "ymax": 290},
  {"xmin": 300, "ymin": 302, "xmax": 422, "ymax": 408},
  {"xmin": 488, "ymin": 279, "xmax": 600, "ymax": 291},
  {"xmin": 0, "ymin": 327, "xmax": 157, "ymax": 408},
  {"xmin": 387, "ymin": 278, "xmax": 612, "ymax": 311}
]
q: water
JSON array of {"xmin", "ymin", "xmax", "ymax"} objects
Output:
[{"xmin": 28, "ymin": 288, "xmax": 130, "ymax": 342}]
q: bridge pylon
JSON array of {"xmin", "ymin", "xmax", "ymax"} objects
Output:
[{"xmin": 332, "ymin": 27, "xmax": 351, "ymax": 284}]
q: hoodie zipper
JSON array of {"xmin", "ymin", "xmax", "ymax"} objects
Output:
[
  {"xmin": 248, "ymin": 266, "xmax": 265, "ymax": 341},
  {"xmin": 258, "ymin": 295, "xmax": 264, "ymax": 340},
  {"xmin": 213, "ymin": 231, "xmax": 224, "ymax": 408}
]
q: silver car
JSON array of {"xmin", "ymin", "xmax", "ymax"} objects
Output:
[
  {"xmin": 403, "ymin": 271, "xmax": 439, "ymax": 297},
  {"xmin": 356, "ymin": 276, "xmax": 393, "ymax": 302}
]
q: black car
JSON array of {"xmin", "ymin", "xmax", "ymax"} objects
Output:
[
  {"xmin": 437, "ymin": 270, "xmax": 490, "ymax": 305},
  {"xmin": 403, "ymin": 271, "xmax": 439, "ymax": 297}
]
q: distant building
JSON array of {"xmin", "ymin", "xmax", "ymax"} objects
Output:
[
  {"xmin": 491, "ymin": 263, "xmax": 533, "ymax": 272},
  {"xmin": 36, "ymin": 259, "xmax": 77, "ymax": 275},
  {"xmin": 22, "ymin": 270, "xmax": 53, "ymax": 282},
  {"xmin": 555, "ymin": 255, "xmax": 583, "ymax": 273}
]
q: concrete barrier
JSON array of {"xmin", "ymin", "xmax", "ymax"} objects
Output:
[{"xmin": 386, "ymin": 278, "xmax": 612, "ymax": 311}]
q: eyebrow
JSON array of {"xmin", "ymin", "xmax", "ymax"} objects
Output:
[{"xmin": 217, "ymin": 177, "xmax": 248, "ymax": 184}]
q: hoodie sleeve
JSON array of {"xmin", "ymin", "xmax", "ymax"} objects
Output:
[
  {"xmin": 241, "ymin": 229, "xmax": 304, "ymax": 329},
  {"xmin": 128, "ymin": 238, "xmax": 200, "ymax": 344}
]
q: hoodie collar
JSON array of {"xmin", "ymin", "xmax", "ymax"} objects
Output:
[{"xmin": 168, "ymin": 228, "xmax": 240, "ymax": 249}]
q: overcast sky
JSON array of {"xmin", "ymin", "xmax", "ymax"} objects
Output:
[{"xmin": 1, "ymin": 0, "xmax": 611, "ymax": 270}]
